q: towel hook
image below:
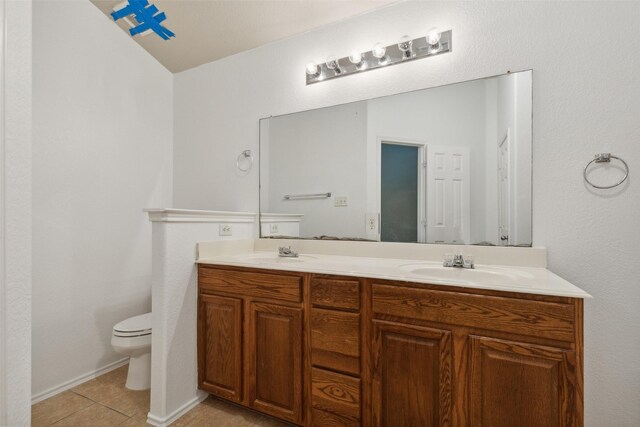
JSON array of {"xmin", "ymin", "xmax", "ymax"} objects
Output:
[
  {"xmin": 236, "ymin": 150, "xmax": 253, "ymax": 172},
  {"xmin": 583, "ymin": 153, "xmax": 629, "ymax": 189}
]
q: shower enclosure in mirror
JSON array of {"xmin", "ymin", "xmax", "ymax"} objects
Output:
[{"xmin": 259, "ymin": 70, "xmax": 532, "ymax": 246}]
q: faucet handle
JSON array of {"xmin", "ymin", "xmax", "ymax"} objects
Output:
[
  {"xmin": 443, "ymin": 253, "xmax": 454, "ymax": 267},
  {"xmin": 463, "ymin": 254, "xmax": 474, "ymax": 269}
]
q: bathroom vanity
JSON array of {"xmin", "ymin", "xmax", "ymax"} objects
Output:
[{"xmin": 196, "ymin": 243, "xmax": 588, "ymax": 427}]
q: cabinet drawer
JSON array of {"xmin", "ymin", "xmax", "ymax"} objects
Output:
[
  {"xmin": 199, "ymin": 266, "xmax": 302, "ymax": 303},
  {"xmin": 311, "ymin": 308, "xmax": 360, "ymax": 375},
  {"xmin": 312, "ymin": 368, "xmax": 361, "ymax": 424},
  {"xmin": 372, "ymin": 283, "xmax": 575, "ymax": 342},
  {"xmin": 311, "ymin": 277, "xmax": 360, "ymax": 311}
]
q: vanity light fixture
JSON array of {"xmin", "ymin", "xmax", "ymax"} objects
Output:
[{"xmin": 305, "ymin": 29, "xmax": 452, "ymax": 85}]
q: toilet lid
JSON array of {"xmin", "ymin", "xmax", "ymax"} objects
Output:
[{"xmin": 114, "ymin": 312, "xmax": 152, "ymax": 334}]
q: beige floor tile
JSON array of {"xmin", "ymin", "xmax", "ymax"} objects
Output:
[
  {"xmin": 120, "ymin": 416, "xmax": 152, "ymax": 426},
  {"xmin": 171, "ymin": 403, "xmax": 210, "ymax": 427},
  {"xmin": 31, "ymin": 391, "xmax": 94, "ymax": 427},
  {"xmin": 70, "ymin": 374, "xmax": 129, "ymax": 405},
  {"xmin": 102, "ymin": 388, "xmax": 150, "ymax": 418},
  {"xmin": 100, "ymin": 365, "xmax": 129, "ymax": 385},
  {"xmin": 51, "ymin": 403, "xmax": 128, "ymax": 426},
  {"xmin": 36, "ymin": 366, "xmax": 289, "ymax": 427},
  {"xmin": 176, "ymin": 398, "xmax": 290, "ymax": 427}
]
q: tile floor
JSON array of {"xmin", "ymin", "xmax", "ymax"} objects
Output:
[{"xmin": 32, "ymin": 364, "xmax": 289, "ymax": 426}]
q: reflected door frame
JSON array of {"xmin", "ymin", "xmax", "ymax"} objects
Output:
[
  {"xmin": 497, "ymin": 129, "xmax": 511, "ymax": 246},
  {"xmin": 377, "ymin": 137, "xmax": 427, "ymax": 243}
]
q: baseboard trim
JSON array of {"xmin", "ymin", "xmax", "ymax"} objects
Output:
[
  {"xmin": 146, "ymin": 392, "xmax": 208, "ymax": 427},
  {"xmin": 31, "ymin": 358, "xmax": 129, "ymax": 405}
]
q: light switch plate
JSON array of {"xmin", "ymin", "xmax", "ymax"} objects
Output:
[
  {"xmin": 219, "ymin": 224, "xmax": 232, "ymax": 236},
  {"xmin": 334, "ymin": 196, "xmax": 348, "ymax": 207},
  {"xmin": 269, "ymin": 223, "xmax": 279, "ymax": 234}
]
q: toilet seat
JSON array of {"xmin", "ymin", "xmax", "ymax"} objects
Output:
[
  {"xmin": 111, "ymin": 312, "xmax": 152, "ymax": 390},
  {"xmin": 113, "ymin": 313, "xmax": 152, "ymax": 337}
]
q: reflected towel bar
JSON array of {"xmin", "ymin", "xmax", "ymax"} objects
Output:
[{"xmin": 283, "ymin": 192, "xmax": 331, "ymax": 200}]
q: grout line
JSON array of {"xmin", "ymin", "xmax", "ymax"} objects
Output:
[
  {"xmin": 68, "ymin": 389, "xmax": 95, "ymax": 401},
  {"xmin": 46, "ymin": 402, "xmax": 97, "ymax": 426},
  {"xmin": 108, "ymin": 402, "xmax": 135, "ymax": 419}
]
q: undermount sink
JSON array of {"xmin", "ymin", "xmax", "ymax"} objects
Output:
[
  {"xmin": 232, "ymin": 253, "xmax": 317, "ymax": 264},
  {"xmin": 398, "ymin": 263, "xmax": 534, "ymax": 284}
]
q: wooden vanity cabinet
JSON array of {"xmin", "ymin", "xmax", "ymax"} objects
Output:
[
  {"xmin": 371, "ymin": 320, "xmax": 452, "ymax": 426},
  {"xmin": 198, "ymin": 293, "xmax": 243, "ymax": 402},
  {"xmin": 248, "ymin": 302, "xmax": 303, "ymax": 423},
  {"xmin": 197, "ymin": 265, "xmax": 305, "ymax": 424},
  {"xmin": 309, "ymin": 276, "xmax": 364, "ymax": 426},
  {"xmin": 370, "ymin": 280, "xmax": 583, "ymax": 427},
  {"xmin": 198, "ymin": 265, "xmax": 584, "ymax": 427}
]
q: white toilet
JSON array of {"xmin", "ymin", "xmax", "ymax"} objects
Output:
[{"xmin": 111, "ymin": 312, "xmax": 152, "ymax": 390}]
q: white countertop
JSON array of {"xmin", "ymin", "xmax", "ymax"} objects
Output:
[{"xmin": 197, "ymin": 250, "xmax": 591, "ymax": 299}]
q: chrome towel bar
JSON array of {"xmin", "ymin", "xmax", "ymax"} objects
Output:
[{"xmin": 283, "ymin": 192, "xmax": 331, "ymax": 200}]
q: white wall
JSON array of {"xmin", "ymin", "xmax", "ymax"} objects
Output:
[
  {"xmin": 173, "ymin": 2, "xmax": 640, "ymax": 425},
  {"xmin": 264, "ymin": 101, "xmax": 368, "ymax": 238},
  {"xmin": 1, "ymin": 0, "xmax": 33, "ymax": 424},
  {"xmin": 32, "ymin": 0, "xmax": 173, "ymax": 399},
  {"xmin": 146, "ymin": 212, "xmax": 256, "ymax": 425}
]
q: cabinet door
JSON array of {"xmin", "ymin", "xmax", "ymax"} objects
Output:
[
  {"xmin": 372, "ymin": 320, "xmax": 452, "ymax": 427},
  {"xmin": 198, "ymin": 294, "xmax": 243, "ymax": 402},
  {"xmin": 469, "ymin": 336, "xmax": 578, "ymax": 427},
  {"xmin": 248, "ymin": 302, "xmax": 303, "ymax": 424}
]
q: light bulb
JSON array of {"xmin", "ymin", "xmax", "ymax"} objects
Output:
[
  {"xmin": 398, "ymin": 35, "xmax": 413, "ymax": 58},
  {"xmin": 426, "ymin": 27, "xmax": 441, "ymax": 46},
  {"xmin": 349, "ymin": 51, "xmax": 362, "ymax": 64},
  {"xmin": 326, "ymin": 55, "xmax": 342, "ymax": 74},
  {"xmin": 305, "ymin": 62, "xmax": 320, "ymax": 77},
  {"xmin": 372, "ymin": 43, "xmax": 389, "ymax": 65},
  {"xmin": 372, "ymin": 43, "xmax": 386, "ymax": 59},
  {"xmin": 349, "ymin": 50, "xmax": 366, "ymax": 70}
]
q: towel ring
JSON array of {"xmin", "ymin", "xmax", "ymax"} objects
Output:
[
  {"xmin": 236, "ymin": 150, "xmax": 253, "ymax": 172},
  {"xmin": 583, "ymin": 153, "xmax": 629, "ymax": 189}
]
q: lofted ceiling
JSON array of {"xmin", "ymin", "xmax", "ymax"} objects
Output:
[{"xmin": 89, "ymin": 0, "xmax": 399, "ymax": 73}]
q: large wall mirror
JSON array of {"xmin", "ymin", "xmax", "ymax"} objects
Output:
[{"xmin": 260, "ymin": 70, "xmax": 532, "ymax": 246}]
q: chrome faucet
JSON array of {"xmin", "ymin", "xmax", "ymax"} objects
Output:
[
  {"xmin": 443, "ymin": 253, "xmax": 474, "ymax": 269},
  {"xmin": 278, "ymin": 246, "xmax": 299, "ymax": 258}
]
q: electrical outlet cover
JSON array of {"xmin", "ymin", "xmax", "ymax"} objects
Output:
[
  {"xmin": 219, "ymin": 224, "xmax": 233, "ymax": 236},
  {"xmin": 269, "ymin": 223, "xmax": 279, "ymax": 234},
  {"xmin": 366, "ymin": 213, "xmax": 379, "ymax": 233}
]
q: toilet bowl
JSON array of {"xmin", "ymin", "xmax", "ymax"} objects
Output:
[{"xmin": 111, "ymin": 312, "xmax": 152, "ymax": 390}]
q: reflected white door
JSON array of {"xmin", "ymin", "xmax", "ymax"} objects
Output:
[
  {"xmin": 426, "ymin": 146, "xmax": 470, "ymax": 244},
  {"xmin": 498, "ymin": 132, "xmax": 510, "ymax": 246}
]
